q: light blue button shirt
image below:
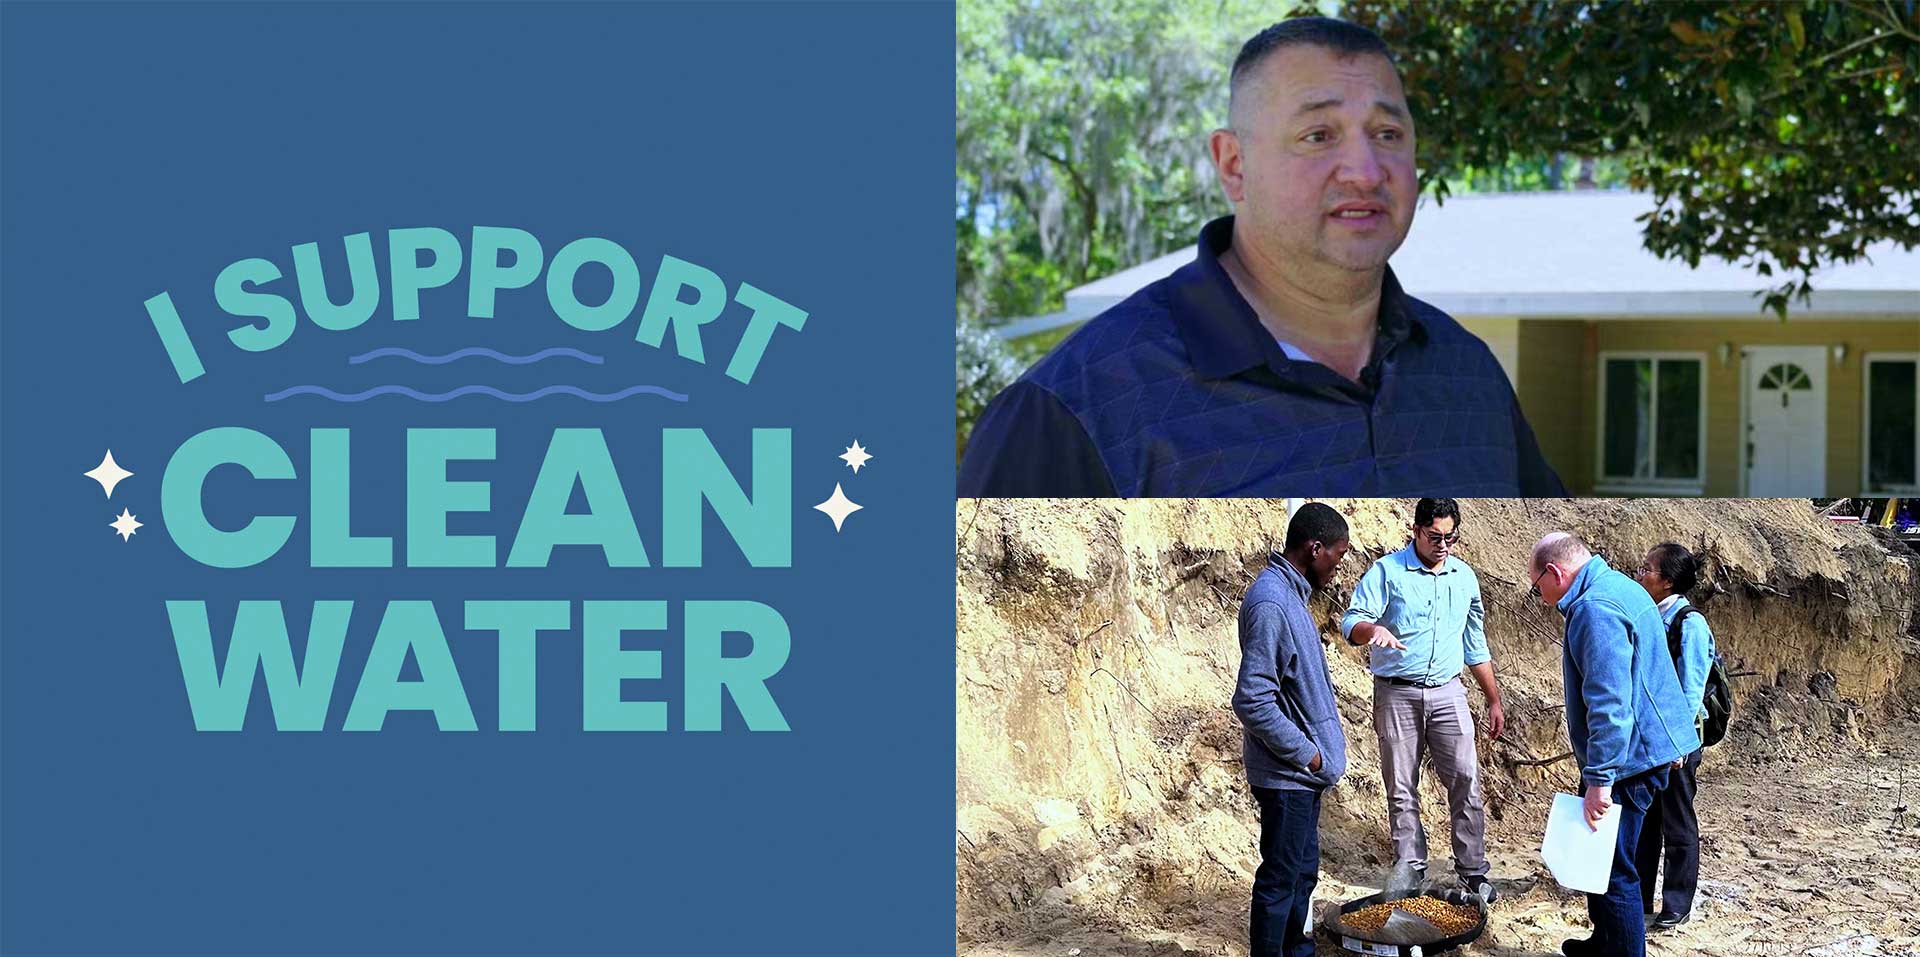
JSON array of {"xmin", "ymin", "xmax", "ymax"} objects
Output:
[{"xmin": 1340, "ymin": 543, "xmax": 1489, "ymax": 684}]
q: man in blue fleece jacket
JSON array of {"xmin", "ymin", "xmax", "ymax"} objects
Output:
[
  {"xmin": 1234, "ymin": 502, "xmax": 1352, "ymax": 957},
  {"xmin": 1527, "ymin": 533, "xmax": 1700, "ymax": 957}
]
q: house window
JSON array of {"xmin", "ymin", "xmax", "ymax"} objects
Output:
[
  {"xmin": 1598, "ymin": 353, "xmax": 1705, "ymax": 489},
  {"xmin": 1757, "ymin": 362, "xmax": 1813, "ymax": 404},
  {"xmin": 1865, "ymin": 354, "xmax": 1919, "ymax": 492}
]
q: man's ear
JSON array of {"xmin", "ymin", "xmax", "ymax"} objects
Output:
[{"xmin": 1209, "ymin": 128, "xmax": 1245, "ymax": 203}]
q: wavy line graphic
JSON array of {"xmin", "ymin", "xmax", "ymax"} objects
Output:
[
  {"xmin": 348, "ymin": 346, "xmax": 605, "ymax": 366},
  {"xmin": 264, "ymin": 384, "xmax": 689, "ymax": 403}
]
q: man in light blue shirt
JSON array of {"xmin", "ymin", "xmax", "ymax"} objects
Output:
[{"xmin": 1341, "ymin": 498, "xmax": 1505, "ymax": 902}]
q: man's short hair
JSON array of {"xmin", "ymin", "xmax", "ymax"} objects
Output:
[
  {"xmin": 1285, "ymin": 502, "xmax": 1349, "ymax": 552},
  {"xmin": 1230, "ymin": 16, "xmax": 1397, "ymax": 93},
  {"xmin": 1532, "ymin": 532, "xmax": 1593, "ymax": 573},
  {"xmin": 1414, "ymin": 497, "xmax": 1460, "ymax": 529}
]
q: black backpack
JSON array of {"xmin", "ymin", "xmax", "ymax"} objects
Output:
[{"xmin": 1667, "ymin": 605, "xmax": 1733, "ymax": 748}]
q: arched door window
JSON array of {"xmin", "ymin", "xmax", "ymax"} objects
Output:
[{"xmin": 1757, "ymin": 363, "xmax": 1812, "ymax": 406}]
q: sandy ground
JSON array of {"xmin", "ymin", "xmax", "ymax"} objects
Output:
[{"xmin": 963, "ymin": 711, "xmax": 1920, "ymax": 957}]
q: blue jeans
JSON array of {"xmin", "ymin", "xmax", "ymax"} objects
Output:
[
  {"xmin": 1251, "ymin": 785, "xmax": 1320, "ymax": 957},
  {"xmin": 1586, "ymin": 766, "xmax": 1669, "ymax": 956}
]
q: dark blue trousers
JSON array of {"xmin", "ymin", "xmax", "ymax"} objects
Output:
[
  {"xmin": 1586, "ymin": 766, "xmax": 1669, "ymax": 957},
  {"xmin": 1250, "ymin": 785, "xmax": 1320, "ymax": 957}
]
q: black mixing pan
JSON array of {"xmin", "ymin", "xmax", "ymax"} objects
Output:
[{"xmin": 1322, "ymin": 887, "xmax": 1488, "ymax": 956}]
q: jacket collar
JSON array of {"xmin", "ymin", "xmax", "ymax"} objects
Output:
[
  {"xmin": 1556, "ymin": 555, "xmax": 1611, "ymax": 615},
  {"xmin": 1269, "ymin": 551, "xmax": 1314, "ymax": 603}
]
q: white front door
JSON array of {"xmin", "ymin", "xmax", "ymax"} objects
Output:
[{"xmin": 1743, "ymin": 345, "xmax": 1827, "ymax": 496}]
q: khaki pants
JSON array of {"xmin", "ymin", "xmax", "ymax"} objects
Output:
[{"xmin": 1372, "ymin": 675, "xmax": 1487, "ymax": 879}]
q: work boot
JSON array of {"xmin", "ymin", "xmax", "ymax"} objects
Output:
[{"xmin": 1560, "ymin": 937, "xmax": 1600, "ymax": 957}]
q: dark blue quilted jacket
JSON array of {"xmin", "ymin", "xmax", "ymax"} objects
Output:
[{"xmin": 958, "ymin": 216, "xmax": 1566, "ymax": 497}]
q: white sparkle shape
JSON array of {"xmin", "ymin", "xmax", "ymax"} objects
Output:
[
  {"xmin": 838, "ymin": 440, "xmax": 873, "ymax": 473},
  {"xmin": 85, "ymin": 450, "xmax": 134, "ymax": 498},
  {"xmin": 110, "ymin": 508, "xmax": 143, "ymax": 541},
  {"xmin": 812, "ymin": 483, "xmax": 863, "ymax": 532}
]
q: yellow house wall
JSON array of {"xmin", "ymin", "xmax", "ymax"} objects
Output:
[
  {"xmin": 1513, "ymin": 319, "xmax": 1920, "ymax": 496},
  {"xmin": 1458, "ymin": 317, "xmax": 1520, "ymax": 386},
  {"xmin": 1513, "ymin": 320, "xmax": 1593, "ymax": 492}
]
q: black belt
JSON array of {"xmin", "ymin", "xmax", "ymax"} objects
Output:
[{"xmin": 1378, "ymin": 674, "xmax": 1453, "ymax": 689}]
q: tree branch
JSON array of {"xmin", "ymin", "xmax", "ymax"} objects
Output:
[
  {"xmin": 1868, "ymin": 0, "xmax": 1920, "ymax": 43},
  {"xmin": 1028, "ymin": 144, "xmax": 1102, "ymax": 276},
  {"xmin": 1804, "ymin": 30, "xmax": 1897, "ymax": 68}
]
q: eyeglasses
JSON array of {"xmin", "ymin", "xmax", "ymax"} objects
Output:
[
  {"xmin": 1418, "ymin": 529, "xmax": 1461, "ymax": 547},
  {"xmin": 1529, "ymin": 566, "xmax": 1552, "ymax": 599}
]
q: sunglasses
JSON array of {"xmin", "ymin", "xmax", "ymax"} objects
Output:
[
  {"xmin": 1418, "ymin": 529, "xmax": 1462, "ymax": 547},
  {"xmin": 1529, "ymin": 566, "xmax": 1552, "ymax": 599}
]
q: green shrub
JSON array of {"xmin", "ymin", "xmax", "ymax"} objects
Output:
[{"xmin": 956, "ymin": 319, "xmax": 1022, "ymax": 457}]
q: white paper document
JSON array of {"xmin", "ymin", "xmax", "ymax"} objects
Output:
[{"xmin": 1539, "ymin": 792, "xmax": 1622, "ymax": 895}]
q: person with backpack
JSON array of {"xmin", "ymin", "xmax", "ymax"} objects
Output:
[{"xmin": 1631, "ymin": 542, "xmax": 1717, "ymax": 932}]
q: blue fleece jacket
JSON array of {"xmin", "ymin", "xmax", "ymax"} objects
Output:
[
  {"xmin": 1557, "ymin": 556, "xmax": 1700, "ymax": 789},
  {"xmin": 1234, "ymin": 553, "xmax": 1347, "ymax": 791}
]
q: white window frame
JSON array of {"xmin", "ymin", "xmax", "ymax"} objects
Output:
[
  {"xmin": 1862, "ymin": 352, "xmax": 1920, "ymax": 494},
  {"xmin": 1593, "ymin": 350, "xmax": 1709, "ymax": 495}
]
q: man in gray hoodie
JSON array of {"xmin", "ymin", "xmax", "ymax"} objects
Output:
[{"xmin": 1234, "ymin": 502, "xmax": 1352, "ymax": 957}]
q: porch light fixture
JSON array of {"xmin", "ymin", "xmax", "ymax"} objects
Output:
[
  {"xmin": 1832, "ymin": 342, "xmax": 1848, "ymax": 364},
  {"xmin": 1716, "ymin": 342, "xmax": 1734, "ymax": 367}
]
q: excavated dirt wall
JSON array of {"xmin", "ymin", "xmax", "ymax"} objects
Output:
[{"xmin": 954, "ymin": 498, "xmax": 1919, "ymax": 949}]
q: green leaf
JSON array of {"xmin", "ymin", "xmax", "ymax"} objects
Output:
[{"xmin": 1669, "ymin": 19, "xmax": 1712, "ymax": 45}]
